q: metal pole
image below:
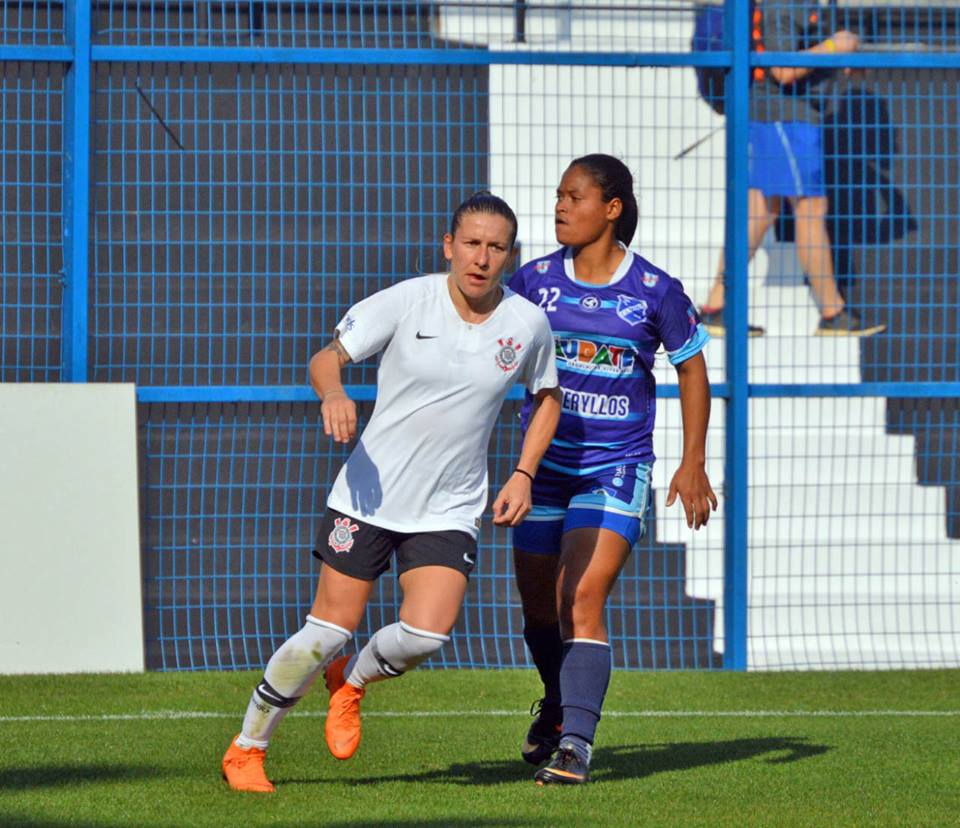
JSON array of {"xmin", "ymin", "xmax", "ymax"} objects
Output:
[
  {"xmin": 514, "ymin": 1, "xmax": 528, "ymax": 43},
  {"xmin": 722, "ymin": 0, "xmax": 750, "ymax": 670},
  {"xmin": 62, "ymin": 0, "xmax": 91, "ymax": 381}
]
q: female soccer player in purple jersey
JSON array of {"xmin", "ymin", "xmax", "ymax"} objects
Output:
[
  {"xmin": 508, "ymin": 154, "xmax": 718, "ymax": 784},
  {"xmin": 220, "ymin": 193, "xmax": 561, "ymax": 793}
]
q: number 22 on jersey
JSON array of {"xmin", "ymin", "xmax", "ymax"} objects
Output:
[{"xmin": 537, "ymin": 286, "xmax": 560, "ymax": 312}]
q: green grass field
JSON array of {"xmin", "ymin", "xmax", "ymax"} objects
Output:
[{"xmin": 1, "ymin": 669, "xmax": 958, "ymax": 827}]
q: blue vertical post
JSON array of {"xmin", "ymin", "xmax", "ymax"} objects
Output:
[
  {"xmin": 723, "ymin": 0, "xmax": 750, "ymax": 669},
  {"xmin": 62, "ymin": 0, "xmax": 92, "ymax": 381}
]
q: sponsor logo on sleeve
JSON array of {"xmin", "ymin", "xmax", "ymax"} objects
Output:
[
  {"xmin": 535, "ymin": 260, "xmax": 550, "ymax": 274},
  {"xmin": 642, "ymin": 271, "xmax": 659, "ymax": 289},
  {"xmin": 342, "ymin": 314, "xmax": 356, "ymax": 332},
  {"xmin": 495, "ymin": 337, "xmax": 522, "ymax": 372},
  {"xmin": 328, "ymin": 516, "xmax": 360, "ymax": 554},
  {"xmin": 616, "ymin": 295, "xmax": 648, "ymax": 326}
]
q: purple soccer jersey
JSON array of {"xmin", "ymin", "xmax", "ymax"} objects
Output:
[{"xmin": 510, "ymin": 247, "xmax": 709, "ymax": 472}]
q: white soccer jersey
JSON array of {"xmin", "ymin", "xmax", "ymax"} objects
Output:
[{"xmin": 326, "ymin": 273, "xmax": 558, "ymax": 537}]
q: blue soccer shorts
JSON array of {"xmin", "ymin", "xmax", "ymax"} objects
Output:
[
  {"xmin": 749, "ymin": 120, "xmax": 825, "ymax": 198},
  {"xmin": 512, "ymin": 461, "xmax": 653, "ymax": 554}
]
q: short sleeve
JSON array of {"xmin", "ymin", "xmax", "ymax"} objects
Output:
[
  {"xmin": 656, "ymin": 280, "xmax": 710, "ymax": 366},
  {"xmin": 508, "ymin": 267, "xmax": 530, "ymax": 300},
  {"xmin": 335, "ymin": 280, "xmax": 411, "ymax": 362},
  {"xmin": 519, "ymin": 314, "xmax": 559, "ymax": 394}
]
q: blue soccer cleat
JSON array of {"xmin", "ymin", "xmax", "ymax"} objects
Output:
[
  {"xmin": 521, "ymin": 698, "xmax": 562, "ymax": 766},
  {"xmin": 534, "ymin": 740, "xmax": 590, "ymax": 785}
]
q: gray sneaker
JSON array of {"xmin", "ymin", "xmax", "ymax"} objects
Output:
[{"xmin": 815, "ymin": 310, "xmax": 886, "ymax": 337}]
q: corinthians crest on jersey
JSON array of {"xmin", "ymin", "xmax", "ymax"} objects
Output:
[
  {"xmin": 495, "ymin": 336, "xmax": 522, "ymax": 372},
  {"xmin": 328, "ymin": 516, "xmax": 360, "ymax": 553}
]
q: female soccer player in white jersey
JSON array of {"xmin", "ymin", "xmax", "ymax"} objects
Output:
[
  {"xmin": 221, "ymin": 193, "xmax": 561, "ymax": 793},
  {"xmin": 508, "ymin": 155, "xmax": 717, "ymax": 785}
]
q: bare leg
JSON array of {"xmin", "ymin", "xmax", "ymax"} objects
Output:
[
  {"xmin": 790, "ymin": 195, "xmax": 845, "ymax": 318},
  {"xmin": 310, "ymin": 564, "xmax": 375, "ymax": 630},
  {"xmin": 556, "ymin": 528, "xmax": 631, "ymax": 642},
  {"xmin": 397, "ymin": 565, "xmax": 468, "ymax": 634},
  {"xmin": 704, "ymin": 189, "xmax": 781, "ymax": 310}
]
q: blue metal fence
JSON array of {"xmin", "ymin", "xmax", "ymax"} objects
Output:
[{"xmin": 2, "ymin": 1, "xmax": 958, "ymax": 671}]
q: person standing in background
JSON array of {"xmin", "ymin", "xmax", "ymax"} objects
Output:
[{"xmin": 700, "ymin": 0, "xmax": 886, "ymax": 338}]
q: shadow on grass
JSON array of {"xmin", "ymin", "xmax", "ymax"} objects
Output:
[
  {"xmin": 0, "ymin": 818, "xmax": 120, "ymax": 828},
  {"xmin": 321, "ymin": 822, "xmax": 531, "ymax": 828},
  {"xmin": 0, "ymin": 763, "xmax": 170, "ymax": 790},
  {"xmin": 285, "ymin": 736, "xmax": 830, "ymax": 787}
]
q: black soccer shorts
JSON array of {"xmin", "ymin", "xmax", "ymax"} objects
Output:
[{"xmin": 313, "ymin": 509, "xmax": 477, "ymax": 580}]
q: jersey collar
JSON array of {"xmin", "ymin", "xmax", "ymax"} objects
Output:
[{"xmin": 562, "ymin": 242, "xmax": 633, "ymax": 288}]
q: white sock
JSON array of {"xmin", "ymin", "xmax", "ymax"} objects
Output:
[
  {"xmin": 346, "ymin": 621, "xmax": 449, "ymax": 689},
  {"xmin": 236, "ymin": 615, "xmax": 351, "ymax": 749}
]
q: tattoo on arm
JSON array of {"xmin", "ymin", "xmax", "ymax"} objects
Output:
[{"xmin": 323, "ymin": 336, "xmax": 352, "ymax": 366}]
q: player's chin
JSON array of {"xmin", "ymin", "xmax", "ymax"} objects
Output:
[{"xmin": 554, "ymin": 223, "xmax": 582, "ymax": 246}]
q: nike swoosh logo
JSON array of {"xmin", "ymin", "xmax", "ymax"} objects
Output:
[{"xmin": 416, "ymin": 332, "xmax": 438, "ymax": 340}]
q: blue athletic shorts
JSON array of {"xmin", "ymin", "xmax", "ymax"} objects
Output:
[
  {"xmin": 749, "ymin": 121, "xmax": 825, "ymax": 198},
  {"xmin": 512, "ymin": 461, "xmax": 653, "ymax": 555}
]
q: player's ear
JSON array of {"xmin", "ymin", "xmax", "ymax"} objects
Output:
[
  {"xmin": 506, "ymin": 245, "xmax": 519, "ymax": 270},
  {"xmin": 442, "ymin": 232, "xmax": 454, "ymax": 261},
  {"xmin": 606, "ymin": 197, "xmax": 623, "ymax": 223}
]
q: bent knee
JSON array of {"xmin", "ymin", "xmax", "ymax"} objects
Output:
[{"xmin": 558, "ymin": 586, "xmax": 605, "ymax": 627}]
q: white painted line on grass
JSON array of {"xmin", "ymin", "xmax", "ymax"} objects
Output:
[{"xmin": 1, "ymin": 709, "xmax": 959, "ymax": 723}]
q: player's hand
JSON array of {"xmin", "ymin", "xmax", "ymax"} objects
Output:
[
  {"xmin": 666, "ymin": 461, "xmax": 718, "ymax": 530},
  {"xmin": 830, "ymin": 30, "xmax": 860, "ymax": 53},
  {"xmin": 492, "ymin": 472, "xmax": 533, "ymax": 526},
  {"xmin": 321, "ymin": 390, "xmax": 357, "ymax": 443}
]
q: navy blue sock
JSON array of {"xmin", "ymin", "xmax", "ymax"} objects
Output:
[
  {"xmin": 523, "ymin": 624, "xmax": 564, "ymax": 715},
  {"xmin": 559, "ymin": 640, "xmax": 611, "ymax": 761}
]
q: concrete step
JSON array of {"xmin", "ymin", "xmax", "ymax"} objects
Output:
[
  {"xmin": 748, "ymin": 590, "xmax": 960, "ymax": 669},
  {"xmin": 653, "ymin": 398, "xmax": 889, "ymax": 439},
  {"xmin": 651, "ymin": 458, "xmax": 914, "ymax": 492},
  {"xmin": 660, "ymin": 506, "xmax": 944, "ymax": 547},
  {"xmin": 748, "ymin": 534, "xmax": 959, "ymax": 573},
  {"xmin": 749, "ymin": 638, "xmax": 960, "ymax": 671},
  {"xmin": 650, "ymin": 454, "xmax": 905, "ymax": 487},
  {"xmin": 653, "ymin": 334, "xmax": 864, "ymax": 385}
]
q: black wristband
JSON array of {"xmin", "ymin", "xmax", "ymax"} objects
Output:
[{"xmin": 513, "ymin": 467, "xmax": 534, "ymax": 483}]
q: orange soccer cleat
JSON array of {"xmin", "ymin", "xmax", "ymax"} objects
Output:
[
  {"xmin": 221, "ymin": 735, "xmax": 275, "ymax": 793},
  {"xmin": 324, "ymin": 655, "xmax": 365, "ymax": 760}
]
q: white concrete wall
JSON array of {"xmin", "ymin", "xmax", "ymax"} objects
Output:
[
  {"xmin": 0, "ymin": 384, "xmax": 144, "ymax": 674},
  {"xmin": 439, "ymin": 6, "xmax": 960, "ymax": 669}
]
